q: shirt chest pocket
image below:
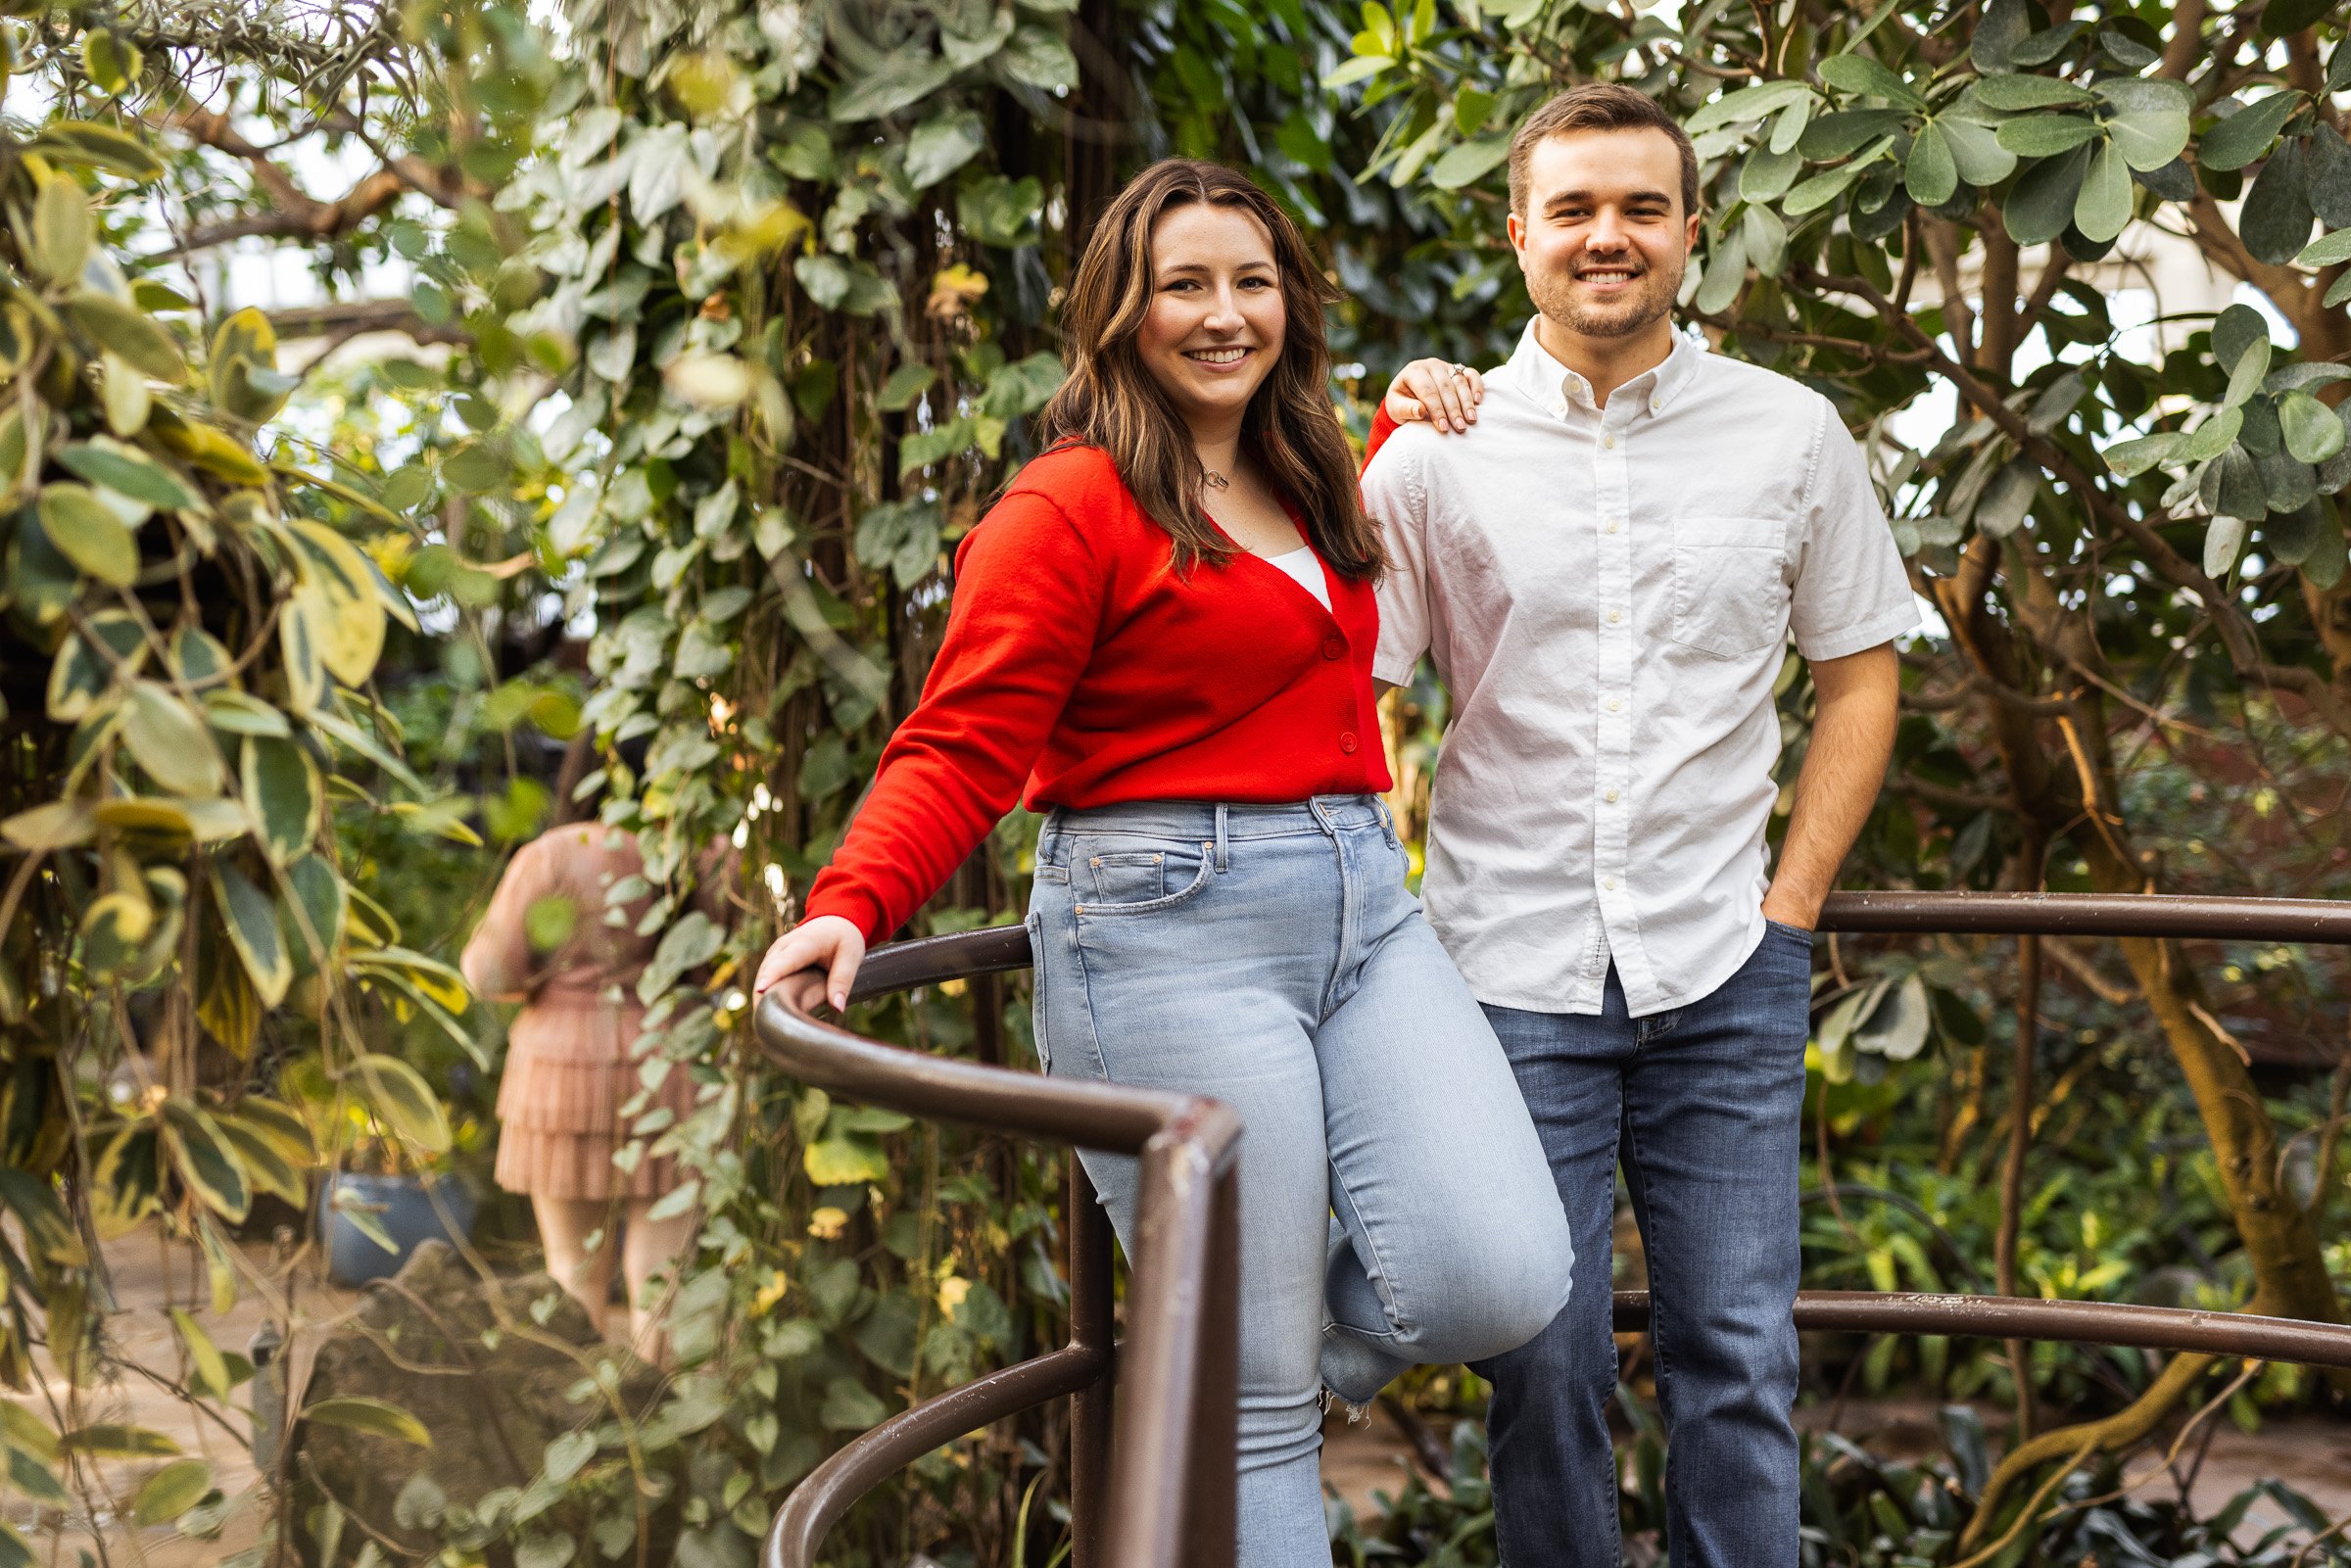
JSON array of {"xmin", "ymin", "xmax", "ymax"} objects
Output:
[{"xmin": 1668, "ymin": 515, "xmax": 1790, "ymax": 659}]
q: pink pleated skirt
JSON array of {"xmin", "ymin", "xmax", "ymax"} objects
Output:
[{"xmin": 494, "ymin": 996, "xmax": 697, "ymax": 1200}]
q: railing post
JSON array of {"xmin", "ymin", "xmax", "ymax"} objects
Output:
[
  {"xmin": 1178, "ymin": 1161, "xmax": 1241, "ymax": 1568},
  {"xmin": 1066, "ymin": 1156, "xmax": 1114, "ymax": 1568}
]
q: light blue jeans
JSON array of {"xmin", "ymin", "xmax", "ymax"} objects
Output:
[{"xmin": 1028, "ymin": 796, "xmax": 1574, "ymax": 1567}]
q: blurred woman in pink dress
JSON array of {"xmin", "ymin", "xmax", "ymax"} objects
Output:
[{"xmin": 461, "ymin": 757, "xmax": 703, "ymax": 1356}]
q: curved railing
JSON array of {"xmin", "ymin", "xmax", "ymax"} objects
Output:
[{"xmin": 756, "ymin": 890, "xmax": 2351, "ymax": 1568}]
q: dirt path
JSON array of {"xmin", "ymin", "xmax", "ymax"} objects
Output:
[
  {"xmin": 6, "ymin": 1224, "xmax": 360, "ymax": 1568},
  {"xmin": 1321, "ymin": 1398, "xmax": 2351, "ymax": 1547}
]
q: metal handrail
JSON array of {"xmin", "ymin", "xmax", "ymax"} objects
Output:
[
  {"xmin": 754, "ymin": 988, "xmax": 1241, "ymax": 1568},
  {"xmin": 755, "ymin": 890, "xmax": 2351, "ymax": 1567}
]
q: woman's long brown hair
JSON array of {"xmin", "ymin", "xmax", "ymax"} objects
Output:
[{"xmin": 1035, "ymin": 159, "xmax": 1383, "ymax": 580}]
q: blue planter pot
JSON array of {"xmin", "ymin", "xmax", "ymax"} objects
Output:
[{"xmin": 320, "ymin": 1172, "xmax": 477, "ymax": 1286}]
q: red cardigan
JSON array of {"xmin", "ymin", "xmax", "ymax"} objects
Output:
[{"xmin": 801, "ymin": 444, "xmax": 1390, "ymax": 945}]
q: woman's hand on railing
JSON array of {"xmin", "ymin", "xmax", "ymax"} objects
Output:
[{"xmin": 753, "ymin": 915, "xmax": 868, "ymax": 1015}]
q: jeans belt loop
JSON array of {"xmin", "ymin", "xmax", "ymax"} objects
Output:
[{"xmin": 1213, "ymin": 803, "xmax": 1229, "ymax": 873}]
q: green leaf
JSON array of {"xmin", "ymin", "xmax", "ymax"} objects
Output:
[
  {"xmin": 353, "ymin": 1053, "xmax": 454, "ymax": 1153},
  {"xmin": 36, "ymin": 484, "xmax": 138, "ymax": 586},
  {"xmin": 209, "ymin": 308, "xmax": 292, "ymax": 423},
  {"xmin": 3, "ymin": 801, "xmax": 95, "ymax": 851},
  {"xmin": 209, "ymin": 863, "xmax": 290, "ymax": 1008},
  {"xmin": 1969, "ymin": 75, "xmax": 2096, "ymax": 112},
  {"xmin": 829, "ymin": 47, "xmax": 954, "ymax": 122},
  {"xmin": 1971, "ymin": 0, "xmax": 2030, "ymax": 71},
  {"xmin": 1785, "ymin": 156, "xmax": 1876, "ymax": 215},
  {"xmin": 2074, "ymin": 138, "xmax": 2133, "ymax": 243},
  {"xmin": 28, "ymin": 121, "xmax": 166, "ymax": 181},
  {"xmin": 2199, "ymin": 91, "xmax": 2303, "ymax": 172},
  {"xmin": 2260, "ymin": 0, "xmax": 2334, "ymax": 37},
  {"xmin": 1904, "ymin": 120, "xmax": 1958, "ymax": 207},
  {"xmin": 1741, "ymin": 140, "xmax": 1802, "ymax": 203},
  {"xmin": 1995, "ymin": 115, "xmax": 2100, "ymax": 157},
  {"xmin": 168, "ymin": 1307, "xmax": 230, "ymax": 1399},
  {"xmin": 1818, "ymin": 54, "xmax": 1923, "ymax": 109},
  {"xmin": 819, "ymin": 1377, "xmax": 888, "ymax": 1432},
  {"xmin": 1937, "ymin": 117, "xmax": 2017, "ymax": 186},
  {"xmin": 1741, "ymin": 202, "xmax": 1789, "ymax": 276},
  {"xmin": 2280, "ymin": 391, "xmax": 2348, "ymax": 464},
  {"xmin": 66, "ymin": 1424, "xmax": 178, "ymax": 1458},
  {"xmin": 1798, "ymin": 109, "xmax": 1908, "ymax": 161},
  {"xmin": 1324, "ymin": 54, "xmax": 1391, "ymax": 89},
  {"xmin": 1693, "ymin": 226, "xmax": 1748, "ymax": 314},
  {"xmin": 64, "ymin": 294, "xmax": 186, "ymax": 383},
  {"xmin": 1685, "ymin": 79, "xmax": 1812, "ymax": 135},
  {"xmin": 301, "ymin": 1396, "xmax": 432, "ymax": 1448},
  {"xmin": 2204, "ymin": 513, "xmax": 2249, "ymax": 576},
  {"xmin": 2183, "ymin": 405, "xmax": 2244, "ymax": 463},
  {"xmin": 2003, "ymin": 146, "xmax": 2091, "ymax": 246},
  {"xmin": 124, "ymin": 682, "xmax": 224, "ymax": 794},
  {"xmin": 1974, "ymin": 457, "xmax": 2039, "ymax": 538},
  {"xmin": 30, "ymin": 176, "xmax": 92, "ymax": 284},
  {"xmin": 241, "ymin": 736, "xmax": 320, "ymax": 866},
  {"xmin": 2241, "ymin": 138, "xmax": 2315, "ymax": 265},
  {"xmin": 2300, "ymin": 506, "xmax": 2347, "ymax": 588},
  {"xmin": 997, "ymin": 24, "xmax": 1077, "ymax": 92},
  {"xmin": 2226, "ymin": 336, "xmax": 2274, "ymax": 408},
  {"xmin": 56, "ymin": 440, "xmax": 200, "ymax": 511},
  {"xmin": 2104, "ymin": 431, "xmax": 2184, "ymax": 477},
  {"xmin": 1428, "ymin": 134, "xmax": 1511, "ymax": 191},
  {"xmin": 47, "ymin": 608, "xmax": 144, "ymax": 722},
  {"xmin": 2309, "ymin": 124, "xmax": 2351, "ymax": 227},
  {"xmin": 161, "ymin": 1100, "xmax": 249, "ymax": 1221},
  {"xmin": 903, "ymin": 112, "xmax": 984, "ymax": 189},
  {"xmin": 2295, "ymin": 226, "xmax": 2351, "ymax": 268},
  {"xmin": 2266, "ymin": 499, "xmax": 2329, "ymax": 565},
  {"xmin": 80, "ymin": 891, "xmax": 152, "ymax": 979},
  {"xmin": 2096, "ymin": 78, "xmax": 2193, "ymax": 171},
  {"xmin": 803, "ymin": 1134, "xmax": 890, "ymax": 1186},
  {"xmin": 0, "ymin": 1167, "xmax": 84, "ymax": 1266}
]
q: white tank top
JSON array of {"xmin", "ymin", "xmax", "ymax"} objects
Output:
[{"xmin": 1262, "ymin": 545, "xmax": 1331, "ymax": 612}]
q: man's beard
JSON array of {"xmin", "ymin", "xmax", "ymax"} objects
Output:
[{"xmin": 1527, "ymin": 256, "xmax": 1682, "ymax": 340}]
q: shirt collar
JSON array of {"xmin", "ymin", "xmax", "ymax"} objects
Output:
[{"xmin": 1508, "ymin": 319, "xmax": 1705, "ymax": 421}]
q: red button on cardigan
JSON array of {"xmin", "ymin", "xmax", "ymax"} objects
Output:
[{"xmin": 801, "ymin": 444, "xmax": 1391, "ymax": 946}]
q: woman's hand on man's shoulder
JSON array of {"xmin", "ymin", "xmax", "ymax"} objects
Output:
[{"xmin": 1383, "ymin": 357, "xmax": 1486, "ymax": 435}]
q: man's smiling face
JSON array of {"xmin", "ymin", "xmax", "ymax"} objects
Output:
[{"xmin": 1509, "ymin": 126, "xmax": 1703, "ymax": 343}]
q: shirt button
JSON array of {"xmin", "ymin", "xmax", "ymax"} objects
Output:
[
  {"xmin": 1607, "ymin": 609, "xmax": 1622, "ymax": 624},
  {"xmin": 1321, "ymin": 635, "xmax": 1344, "ymax": 660},
  {"xmin": 1605, "ymin": 520, "xmax": 1620, "ymax": 534},
  {"xmin": 1602, "ymin": 434, "xmax": 1616, "ymax": 450},
  {"xmin": 1605, "ymin": 787, "xmax": 1620, "ymax": 803},
  {"xmin": 1604, "ymin": 877, "xmax": 1618, "ymax": 891},
  {"xmin": 1607, "ymin": 697, "xmax": 1623, "ymax": 712},
  {"xmin": 1340, "ymin": 733, "xmax": 1358, "ymax": 754}
]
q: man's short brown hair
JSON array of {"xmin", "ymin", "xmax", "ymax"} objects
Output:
[{"xmin": 1508, "ymin": 84, "xmax": 1700, "ymax": 218}]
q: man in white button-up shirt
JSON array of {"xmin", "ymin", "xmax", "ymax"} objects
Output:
[{"xmin": 1363, "ymin": 85, "xmax": 1915, "ymax": 1567}]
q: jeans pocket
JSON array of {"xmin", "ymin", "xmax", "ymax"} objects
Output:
[{"xmin": 1074, "ymin": 839, "xmax": 1214, "ymax": 916}]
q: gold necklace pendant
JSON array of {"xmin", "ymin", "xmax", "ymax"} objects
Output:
[{"xmin": 1202, "ymin": 469, "xmax": 1230, "ymax": 491}]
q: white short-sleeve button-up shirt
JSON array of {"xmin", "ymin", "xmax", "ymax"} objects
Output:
[{"xmin": 1366, "ymin": 322, "xmax": 1919, "ymax": 1019}]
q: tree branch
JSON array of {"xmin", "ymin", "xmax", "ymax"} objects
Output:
[
  {"xmin": 1800, "ymin": 263, "xmax": 2351, "ymax": 742},
  {"xmin": 151, "ymin": 104, "xmax": 428, "ymax": 255}
]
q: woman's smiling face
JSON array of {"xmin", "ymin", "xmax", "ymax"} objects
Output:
[{"xmin": 1134, "ymin": 201, "xmax": 1287, "ymax": 433}]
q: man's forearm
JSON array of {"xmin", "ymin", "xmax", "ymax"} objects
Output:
[{"xmin": 1763, "ymin": 644, "xmax": 1899, "ymax": 928}]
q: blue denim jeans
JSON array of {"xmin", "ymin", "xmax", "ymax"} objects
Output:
[
  {"xmin": 1029, "ymin": 797, "xmax": 1574, "ymax": 1568},
  {"xmin": 1471, "ymin": 923, "xmax": 1813, "ymax": 1568}
]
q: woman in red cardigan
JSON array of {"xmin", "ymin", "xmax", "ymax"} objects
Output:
[{"xmin": 753, "ymin": 160, "xmax": 1569, "ymax": 1566}]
